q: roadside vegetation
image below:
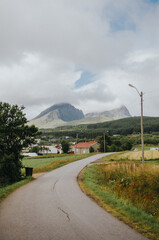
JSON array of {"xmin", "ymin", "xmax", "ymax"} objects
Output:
[{"xmin": 78, "ymin": 151, "xmax": 159, "ymax": 240}]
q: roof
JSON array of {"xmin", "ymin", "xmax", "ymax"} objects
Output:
[{"xmin": 74, "ymin": 141, "xmax": 97, "ymax": 148}]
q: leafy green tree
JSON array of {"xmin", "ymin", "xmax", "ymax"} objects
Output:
[
  {"xmin": 30, "ymin": 146, "xmax": 40, "ymax": 153},
  {"xmin": 61, "ymin": 140, "xmax": 70, "ymax": 153},
  {"xmin": 121, "ymin": 141, "xmax": 132, "ymax": 151},
  {"xmin": 97, "ymin": 134, "xmax": 111, "ymax": 152},
  {"xmin": 89, "ymin": 146, "xmax": 95, "ymax": 153},
  {"xmin": 0, "ymin": 102, "xmax": 39, "ymax": 183}
]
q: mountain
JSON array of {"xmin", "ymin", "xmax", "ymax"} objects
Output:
[
  {"xmin": 28, "ymin": 103, "xmax": 131, "ymax": 129},
  {"xmin": 29, "ymin": 103, "xmax": 85, "ymax": 129},
  {"xmin": 85, "ymin": 105, "xmax": 131, "ymax": 120},
  {"xmin": 34, "ymin": 103, "xmax": 84, "ymax": 122}
]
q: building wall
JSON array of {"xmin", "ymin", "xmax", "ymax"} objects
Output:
[
  {"xmin": 74, "ymin": 143, "xmax": 99, "ymax": 154},
  {"xmin": 74, "ymin": 147, "xmax": 89, "ymax": 155}
]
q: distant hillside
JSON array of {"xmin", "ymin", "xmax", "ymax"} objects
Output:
[
  {"xmin": 29, "ymin": 103, "xmax": 131, "ymax": 129},
  {"xmin": 86, "ymin": 116, "xmax": 159, "ymax": 135},
  {"xmin": 42, "ymin": 116, "xmax": 159, "ymax": 139}
]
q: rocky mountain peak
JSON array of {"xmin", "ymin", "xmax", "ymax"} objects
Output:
[{"xmin": 34, "ymin": 103, "xmax": 84, "ymax": 122}]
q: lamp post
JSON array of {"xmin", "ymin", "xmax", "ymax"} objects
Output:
[{"xmin": 129, "ymin": 84, "xmax": 144, "ymax": 164}]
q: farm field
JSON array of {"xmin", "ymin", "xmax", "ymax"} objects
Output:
[
  {"xmin": 79, "ymin": 150, "xmax": 159, "ymax": 240},
  {"xmin": 102, "ymin": 149, "xmax": 159, "ymax": 164}
]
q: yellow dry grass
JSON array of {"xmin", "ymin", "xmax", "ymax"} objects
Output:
[
  {"xmin": 102, "ymin": 161, "xmax": 159, "ymax": 174},
  {"xmin": 106, "ymin": 150, "xmax": 159, "ymax": 161}
]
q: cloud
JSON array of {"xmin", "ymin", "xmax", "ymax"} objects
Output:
[{"xmin": 0, "ymin": 0, "xmax": 159, "ymax": 119}]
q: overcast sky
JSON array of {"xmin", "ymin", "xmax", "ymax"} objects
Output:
[{"xmin": 1, "ymin": 0, "xmax": 159, "ymax": 120}]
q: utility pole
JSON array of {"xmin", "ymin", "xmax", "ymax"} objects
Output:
[
  {"xmin": 76, "ymin": 133, "xmax": 78, "ymax": 145},
  {"xmin": 140, "ymin": 91, "xmax": 144, "ymax": 164},
  {"xmin": 129, "ymin": 84, "xmax": 144, "ymax": 164},
  {"xmin": 103, "ymin": 133, "xmax": 105, "ymax": 152}
]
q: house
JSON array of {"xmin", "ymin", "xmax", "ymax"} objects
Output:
[
  {"xmin": 39, "ymin": 145, "xmax": 62, "ymax": 154},
  {"xmin": 73, "ymin": 141, "xmax": 99, "ymax": 154},
  {"xmin": 150, "ymin": 147, "xmax": 159, "ymax": 151}
]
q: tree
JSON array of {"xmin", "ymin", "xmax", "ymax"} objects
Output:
[
  {"xmin": 30, "ymin": 146, "xmax": 40, "ymax": 154},
  {"xmin": 89, "ymin": 146, "xmax": 95, "ymax": 153},
  {"xmin": 0, "ymin": 102, "xmax": 39, "ymax": 183},
  {"xmin": 97, "ymin": 134, "xmax": 111, "ymax": 152},
  {"xmin": 61, "ymin": 140, "xmax": 70, "ymax": 153}
]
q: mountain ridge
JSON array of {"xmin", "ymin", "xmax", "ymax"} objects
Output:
[
  {"xmin": 29, "ymin": 103, "xmax": 131, "ymax": 129},
  {"xmin": 85, "ymin": 105, "xmax": 131, "ymax": 120}
]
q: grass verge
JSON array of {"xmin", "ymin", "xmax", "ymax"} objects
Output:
[
  {"xmin": 78, "ymin": 164, "xmax": 159, "ymax": 240},
  {"xmin": 0, "ymin": 177, "xmax": 34, "ymax": 203}
]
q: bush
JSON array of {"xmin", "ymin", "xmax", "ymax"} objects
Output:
[
  {"xmin": 0, "ymin": 154, "xmax": 22, "ymax": 185},
  {"xmin": 89, "ymin": 146, "xmax": 95, "ymax": 153}
]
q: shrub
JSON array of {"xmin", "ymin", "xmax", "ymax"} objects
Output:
[
  {"xmin": 0, "ymin": 154, "xmax": 22, "ymax": 185},
  {"xmin": 89, "ymin": 146, "xmax": 95, "ymax": 153}
]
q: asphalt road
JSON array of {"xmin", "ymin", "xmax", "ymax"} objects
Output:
[{"xmin": 0, "ymin": 154, "xmax": 148, "ymax": 240}]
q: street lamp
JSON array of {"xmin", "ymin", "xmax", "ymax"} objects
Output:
[{"xmin": 128, "ymin": 84, "xmax": 144, "ymax": 164}]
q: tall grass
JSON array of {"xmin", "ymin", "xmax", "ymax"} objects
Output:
[{"xmin": 97, "ymin": 163, "xmax": 159, "ymax": 218}]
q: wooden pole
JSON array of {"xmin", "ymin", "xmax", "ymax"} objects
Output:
[
  {"xmin": 104, "ymin": 133, "xmax": 105, "ymax": 152},
  {"xmin": 140, "ymin": 91, "xmax": 144, "ymax": 164}
]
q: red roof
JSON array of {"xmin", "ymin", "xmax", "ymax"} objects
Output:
[{"xmin": 74, "ymin": 141, "xmax": 97, "ymax": 148}]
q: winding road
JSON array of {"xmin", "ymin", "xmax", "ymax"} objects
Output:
[{"xmin": 0, "ymin": 154, "xmax": 148, "ymax": 240}]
